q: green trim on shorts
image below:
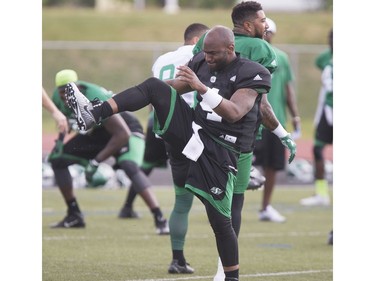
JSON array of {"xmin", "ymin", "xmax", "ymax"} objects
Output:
[
  {"xmin": 117, "ymin": 135, "xmax": 145, "ymax": 166},
  {"xmin": 314, "ymin": 139, "xmax": 327, "ymax": 148},
  {"xmin": 48, "ymin": 152, "xmax": 88, "ymax": 167},
  {"xmin": 152, "ymin": 87, "xmax": 177, "ymax": 136},
  {"xmin": 185, "ymin": 172, "xmax": 236, "ymax": 218},
  {"xmin": 174, "ymin": 184, "xmax": 191, "ymax": 196},
  {"xmin": 234, "ymin": 152, "xmax": 253, "ymax": 194}
]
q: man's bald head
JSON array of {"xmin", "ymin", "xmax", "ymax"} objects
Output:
[
  {"xmin": 202, "ymin": 25, "xmax": 236, "ymax": 71},
  {"xmin": 204, "ymin": 25, "xmax": 235, "ymax": 49}
]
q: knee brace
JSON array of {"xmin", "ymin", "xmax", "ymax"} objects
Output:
[{"xmin": 118, "ymin": 160, "xmax": 151, "ymax": 193}]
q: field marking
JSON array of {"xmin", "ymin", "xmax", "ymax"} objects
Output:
[
  {"xmin": 43, "ymin": 231, "xmax": 327, "ymax": 241},
  {"xmin": 127, "ymin": 269, "xmax": 333, "ymax": 281}
]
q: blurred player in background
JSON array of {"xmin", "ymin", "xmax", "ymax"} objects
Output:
[
  {"xmin": 253, "ymin": 18, "xmax": 301, "ymax": 223},
  {"xmin": 300, "ymin": 28, "xmax": 333, "ymax": 207},
  {"xmin": 48, "ymin": 69, "xmax": 169, "ymax": 234},
  {"xmin": 42, "ymin": 87, "xmax": 69, "ymax": 134}
]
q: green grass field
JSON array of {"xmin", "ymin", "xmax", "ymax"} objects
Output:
[{"xmin": 43, "ymin": 185, "xmax": 333, "ymax": 281}]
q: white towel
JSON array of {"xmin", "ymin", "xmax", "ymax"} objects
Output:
[{"xmin": 182, "ymin": 122, "xmax": 204, "ymax": 161}]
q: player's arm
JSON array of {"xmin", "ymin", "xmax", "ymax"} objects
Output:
[
  {"xmin": 42, "ymin": 87, "xmax": 69, "ymax": 134},
  {"xmin": 260, "ymin": 93, "xmax": 280, "ymax": 130},
  {"xmin": 285, "ymin": 82, "xmax": 301, "ymax": 131},
  {"xmin": 260, "ymin": 93, "xmax": 297, "ymax": 163},
  {"xmin": 94, "ymin": 114, "xmax": 131, "ymax": 163},
  {"xmin": 175, "ymin": 65, "xmax": 257, "ymax": 123},
  {"xmin": 84, "ymin": 114, "xmax": 131, "ymax": 184},
  {"xmin": 212, "ymin": 88, "xmax": 258, "ymax": 123}
]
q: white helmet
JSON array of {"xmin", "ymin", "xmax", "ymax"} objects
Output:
[{"xmin": 266, "ymin": 18, "xmax": 277, "ymax": 34}]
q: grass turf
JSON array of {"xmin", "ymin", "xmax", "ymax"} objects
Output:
[{"xmin": 43, "ymin": 185, "xmax": 332, "ymax": 281}]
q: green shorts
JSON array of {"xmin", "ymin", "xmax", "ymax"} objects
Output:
[{"xmin": 117, "ymin": 135, "xmax": 145, "ymax": 166}]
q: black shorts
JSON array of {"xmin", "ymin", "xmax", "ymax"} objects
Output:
[
  {"xmin": 165, "ymin": 141, "xmax": 190, "ymax": 188},
  {"xmin": 315, "ymin": 109, "xmax": 333, "ymax": 144},
  {"xmin": 253, "ymin": 128, "xmax": 285, "ymax": 170},
  {"xmin": 153, "ymin": 87, "xmax": 238, "ymax": 217},
  {"xmin": 142, "ymin": 113, "xmax": 169, "ymax": 169},
  {"xmin": 50, "ymin": 127, "xmax": 129, "ymax": 168}
]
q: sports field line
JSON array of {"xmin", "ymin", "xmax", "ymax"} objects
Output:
[
  {"xmin": 127, "ymin": 269, "xmax": 333, "ymax": 281},
  {"xmin": 43, "ymin": 231, "xmax": 326, "ymax": 241}
]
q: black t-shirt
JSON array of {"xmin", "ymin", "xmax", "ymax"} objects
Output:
[{"xmin": 188, "ymin": 52, "xmax": 271, "ymax": 153}]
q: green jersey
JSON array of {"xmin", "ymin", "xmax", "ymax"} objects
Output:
[
  {"xmin": 193, "ymin": 32, "xmax": 277, "ymax": 74},
  {"xmin": 267, "ymin": 46, "xmax": 294, "ymax": 127},
  {"xmin": 315, "ymin": 49, "xmax": 332, "ymax": 71},
  {"xmin": 321, "ymin": 60, "xmax": 333, "ymax": 108}
]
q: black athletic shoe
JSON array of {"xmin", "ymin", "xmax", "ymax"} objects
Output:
[
  {"xmin": 155, "ymin": 218, "xmax": 170, "ymax": 235},
  {"xmin": 50, "ymin": 212, "xmax": 85, "ymax": 228},
  {"xmin": 64, "ymin": 82, "xmax": 99, "ymax": 131},
  {"xmin": 168, "ymin": 259, "xmax": 194, "ymax": 274},
  {"xmin": 118, "ymin": 206, "xmax": 140, "ymax": 219}
]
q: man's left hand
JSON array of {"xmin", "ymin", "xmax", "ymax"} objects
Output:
[
  {"xmin": 85, "ymin": 159, "xmax": 100, "ymax": 183},
  {"xmin": 280, "ymin": 134, "xmax": 297, "ymax": 163}
]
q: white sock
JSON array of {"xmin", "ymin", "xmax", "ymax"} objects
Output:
[{"xmin": 213, "ymin": 257, "xmax": 225, "ymax": 281}]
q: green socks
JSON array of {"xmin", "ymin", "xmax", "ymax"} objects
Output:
[{"xmin": 315, "ymin": 179, "xmax": 329, "ymax": 197}]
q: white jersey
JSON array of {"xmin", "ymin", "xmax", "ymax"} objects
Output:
[
  {"xmin": 152, "ymin": 45, "xmax": 196, "ymax": 107},
  {"xmin": 314, "ymin": 63, "xmax": 333, "ymax": 126}
]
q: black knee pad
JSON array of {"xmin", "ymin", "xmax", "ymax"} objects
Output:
[
  {"xmin": 118, "ymin": 160, "xmax": 139, "ymax": 175},
  {"xmin": 118, "ymin": 160, "xmax": 151, "ymax": 193}
]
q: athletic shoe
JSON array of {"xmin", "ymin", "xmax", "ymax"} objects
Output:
[
  {"xmin": 300, "ymin": 194, "xmax": 330, "ymax": 206},
  {"xmin": 327, "ymin": 230, "xmax": 333, "ymax": 245},
  {"xmin": 213, "ymin": 257, "xmax": 225, "ymax": 281},
  {"xmin": 168, "ymin": 259, "xmax": 194, "ymax": 274},
  {"xmin": 64, "ymin": 82, "xmax": 98, "ymax": 131},
  {"xmin": 118, "ymin": 206, "xmax": 140, "ymax": 219},
  {"xmin": 155, "ymin": 218, "xmax": 170, "ymax": 235},
  {"xmin": 258, "ymin": 205, "xmax": 286, "ymax": 223},
  {"xmin": 50, "ymin": 212, "xmax": 85, "ymax": 228},
  {"xmin": 247, "ymin": 166, "xmax": 266, "ymax": 190}
]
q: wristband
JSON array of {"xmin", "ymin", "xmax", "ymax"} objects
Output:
[
  {"xmin": 272, "ymin": 123, "xmax": 288, "ymax": 138},
  {"xmin": 201, "ymin": 87, "xmax": 223, "ymax": 109},
  {"xmin": 90, "ymin": 159, "xmax": 100, "ymax": 167}
]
